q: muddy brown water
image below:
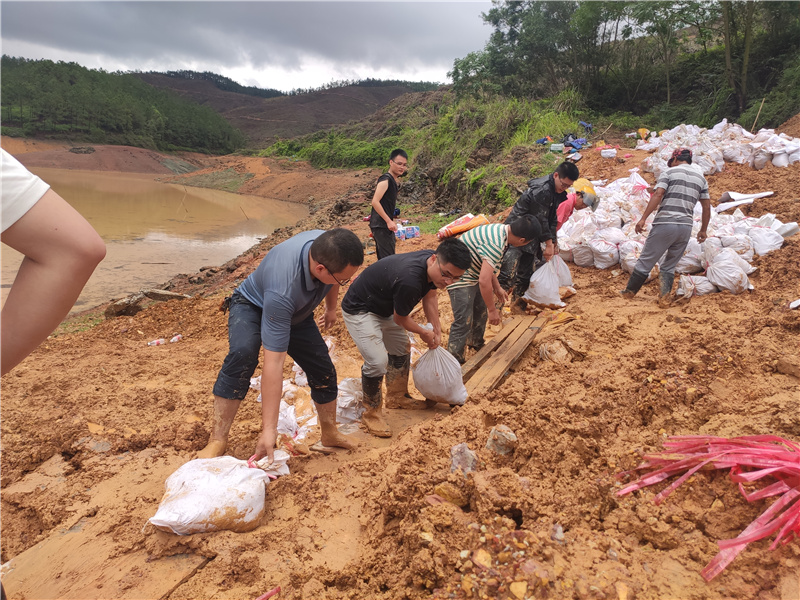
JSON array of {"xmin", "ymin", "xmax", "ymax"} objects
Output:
[{"xmin": 1, "ymin": 168, "xmax": 307, "ymax": 312}]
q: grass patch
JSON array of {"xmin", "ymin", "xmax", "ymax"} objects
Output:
[
  {"xmin": 172, "ymin": 168, "xmax": 254, "ymax": 192},
  {"xmin": 418, "ymin": 214, "xmax": 453, "ymax": 236},
  {"xmin": 53, "ymin": 310, "xmax": 105, "ymax": 337}
]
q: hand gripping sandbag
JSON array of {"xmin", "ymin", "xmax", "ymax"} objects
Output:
[
  {"xmin": 411, "ymin": 347, "xmax": 468, "ymax": 406},
  {"xmin": 149, "ymin": 453, "xmax": 290, "ymax": 535}
]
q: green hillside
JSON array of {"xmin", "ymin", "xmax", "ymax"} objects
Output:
[
  {"xmin": 262, "ymin": 1, "xmax": 800, "ymax": 214},
  {"xmin": 1, "ymin": 56, "xmax": 247, "ymax": 154}
]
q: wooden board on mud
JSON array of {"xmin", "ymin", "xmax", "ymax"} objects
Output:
[
  {"xmin": 464, "ymin": 314, "xmax": 550, "ymax": 397},
  {"xmin": 1, "ymin": 515, "xmax": 209, "ymax": 600}
]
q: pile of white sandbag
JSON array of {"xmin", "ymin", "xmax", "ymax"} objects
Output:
[
  {"xmin": 637, "ymin": 119, "xmax": 800, "ymax": 178},
  {"xmin": 557, "ymin": 170, "xmax": 797, "ymax": 297}
]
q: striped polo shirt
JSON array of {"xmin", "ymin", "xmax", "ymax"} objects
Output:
[
  {"xmin": 652, "ymin": 164, "xmax": 710, "ymax": 227},
  {"xmin": 447, "ymin": 223, "xmax": 508, "ymax": 290}
]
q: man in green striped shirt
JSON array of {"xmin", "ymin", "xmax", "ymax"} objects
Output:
[{"xmin": 447, "ymin": 216, "xmax": 541, "ymax": 363}]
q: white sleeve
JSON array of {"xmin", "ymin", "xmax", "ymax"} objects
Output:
[{"xmin": 2, "ymin": 149, "xmax": 51, "ymax": 232}]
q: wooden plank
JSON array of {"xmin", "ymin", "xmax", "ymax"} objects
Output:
[
  {"xmin": 461, "ymin": 315, "xmax": 533, "ymax": 381},
  {"xmin": 0, "ymin": 451, "xmax": 209, "ymax": 600},
  {"xmin": 463, "ymin": 316, "xmax": 538, "ymax": 389},
  {"xmin": 465, "ymin": 314, "xmax": 550, "ymax": 397}
]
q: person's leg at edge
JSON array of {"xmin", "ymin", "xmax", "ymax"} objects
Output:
[
  {"xmin": 1, "ymin": 190, "xmax": 106, "ymax": 375},
  {"xmin": 342, "ymin": 311, "xmax": 392, "ymax": 437},
  {"xmin": 497, "ymin": 245, "xmax": 521, "ymax": 293},
  {"xmin": 372, "ymin": 227, "xmax": 396, "ymax": 260},
  {"xmin": 447, "ymin": 286, "xmax": 475, "ymax": 364},
  {"xmin": 657, "ymin": 225, "xmax": 692, "ymax": 306},
  {"xmin": 291, "ymin": 317, "xmax": 359, "ymax": 449},
  {"xmin": 468, "ymin": 288, "xmax": 489, "ymax": 352},
  {"xmin": 383, "ymin": 318, "xmax": 425, "ymax": 409},
  {"xmin": 197, "ymin": 293, "xmax": 262, "ymax": 458},
  {"xmin": 511, "ymin": 249, "xmax": 536, "ymax": 311},
  {"xmin": 621, "ymin": 225, "xmax": 674, "ymax": 298}
]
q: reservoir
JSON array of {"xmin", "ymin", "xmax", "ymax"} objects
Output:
[{"xmin": 1, "ymin": 168, "xmax": 307, "ymax": 313}]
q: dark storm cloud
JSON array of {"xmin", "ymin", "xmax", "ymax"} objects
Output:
[{"xmin": 1, "ymin": 1, "xmax": 491, "ymax": 76}]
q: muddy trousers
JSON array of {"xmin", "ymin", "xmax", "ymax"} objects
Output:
[
  {"xmin": 212, "ymin": 292, "xmax": 338, "ymax": 404},
  {"xmin": 497, "ymin": 245, "xmax": 539, "ymax": 298},
  {"xmin": 342, "ymin": 310, "xmax": 410, "ymax": 378},
  {"xmin": 447, "ymin": 284, "xmax": 488, "ymax": 364}
]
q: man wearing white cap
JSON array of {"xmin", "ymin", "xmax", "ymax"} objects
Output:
[{"xmin": 556, "ymin": 178, "xmax": 599, "ymax": 230}]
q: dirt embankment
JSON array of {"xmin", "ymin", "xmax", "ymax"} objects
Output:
[{"xmin": 1, "ymin": 127, "xmax": 799, "ymax": 600}]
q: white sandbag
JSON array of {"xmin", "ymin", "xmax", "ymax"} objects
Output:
[
  {"xmin": 149, "ymin": 454, "xmax": 290, "ymax": 535},
  {"xmin": 617, "ymin": 240, "xmax": 657, "ymax": 281},
  {"xmin": 558, "ymin": 244, "xmax": 574, "ymax": 263},
  {"xmin": 720, "ymin": 234, "xmax": 755, "ymax": 262},
  {"xmin": 722, "ymin": 144, "xmax": 750, "ymax": 164},
  {"xmin": 751, "ymin": 148, "xmax": 772, "ymax": 170},
  {"xmin": 748, "ymin": 226, "xmax": 784, "ymax": 255},
  {"xmin": 336, "ymin": 377, "xmax": 365, "ymax": 425},
  {"xmin": 706, "ymin": 251, "xmax": 752, "ymax": 294},
  {"xmin": 677, "ymin": 275, "xmax": 719, "ymax": 297},
  {"xmin": 772, "ymin": 151, "xmax": 789, "ymax": 168},
  {"xmin": 789, "ymin": 149, "xmax": 800, "ymax": 165},
  {"xmin": 588, "ymin": 238, "xmax": 619, "ymax": 269},
  {"xmin": 552, "ymin": 255, "xmax": 573, "ymax": 287},
  {"xmin": 566, "ymin": 212, "xmax": 598, "ymax": 244},
  {"xmin": 596, "ymin": 227, "xmax": 628, "ymax": 245},
  {"xmin": 675, "ymin": 238, "xmax": 705, "ymax": 274},
  {"xmin": 776, "ymin": 222, "xmax": 799, "ymax": 238},
  {"xmin": 594, "ymin": 212, "xmax": 623, "ymax": 230},
  {"xmin": 523, "ymin": 260, "xmax": 564, "ymax": 308},
  {"xmin": 411, "ymin": 347, "xmax": 467, "ymax": 406},
  {"xmin": 572, "ymin": 244, "xmax": 595, "ymax": 268}
]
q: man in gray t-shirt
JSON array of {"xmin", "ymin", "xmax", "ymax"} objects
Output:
[
  {"xmin": 198, "ymin": 228, "xmax": 364, "ymax": 463},
  {"xmin": 621, "ymin": 148, "xmax": 711, "ymax": 302}
]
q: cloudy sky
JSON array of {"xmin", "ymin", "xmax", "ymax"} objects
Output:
[{"xmin": 1, "ymin": 1, "xmax": 494, "ymax": 92}]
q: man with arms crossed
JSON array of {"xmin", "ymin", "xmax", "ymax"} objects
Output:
[
  {"xmin": 198, "ymin": 228, "xmax": 364, "ymax": 463},
  {"xmin": 447, "ymin": 215, "xmax": 542, "ymax": 364},
  {"xmin": 341, "ymin": 238, "xmax": 471, "ymax": 437},
  {"xmin": 369, "ymin": 149, "xmax": 408, "ymax": 260}
]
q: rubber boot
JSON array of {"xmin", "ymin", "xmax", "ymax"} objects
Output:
[
  {"xmin": 196, "ymin": 395, "xmax": 240, "ymax": 458},
  {"xmin": 620, "ymin": 269, "xmax": 648, "ymax": 298},
  {"xmin": 659, "ymin": 271, "xmax": 675, "ymax": 297},
  {"xmin": 315, "ymin": 400, "xmax": 358, "ymax": 450},
  {"xmin": 384, "ymin": 354, "xmax": 426, "ymax": 409},
  {"xmin": 361, "ymin": 372, "xmax": 392, "ymax": 437},
  {"xmin": 657, "ymin": 271, "xmax": 676, "ymax": 308}
]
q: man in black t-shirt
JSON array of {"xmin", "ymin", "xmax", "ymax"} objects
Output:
[
  {"xmin": 369, "ymin": 148, "xmax": 408, "ymax": 260},
  {"xmin": 342, "ymin": 238, "xmax": 471, "ymax": 437}
]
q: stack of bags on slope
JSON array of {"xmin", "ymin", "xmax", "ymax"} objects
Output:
[
  {"xmin": 557, "ymin": 170, "xmax": 797, "ymax": 297},
  {"xmin": 637, "ymin": 120, "xmax": 800, "ymax": 177}
]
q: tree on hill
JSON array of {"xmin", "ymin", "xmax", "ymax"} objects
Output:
[
  {"xmin": 1, "ymin": 56, "xmax": 246, "ymax": 153},
  {"xmin": 449, "ymin": 0, "xmax": 800, "ymax": 121}
]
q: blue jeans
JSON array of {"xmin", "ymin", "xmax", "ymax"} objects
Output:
[{"xmin": 213, "ymin": 292, "xmax": 338, "ymax": 404}]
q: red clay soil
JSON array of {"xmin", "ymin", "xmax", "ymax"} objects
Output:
[{"xmin": 1, "ymin": 120, "xmax": 799, "ymax": 600}]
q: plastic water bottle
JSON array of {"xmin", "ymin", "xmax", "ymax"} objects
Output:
[
  {"xmin": 147, "ymin": 338, "xmax": 166, "ymax": 346},
  {"xmin": 169, "ymin": 334, "xmax": 182, "ymax": 343}
]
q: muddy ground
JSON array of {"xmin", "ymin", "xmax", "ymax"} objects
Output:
[{"xmin": 1, "ymin": 125, "xmax": 799, "ymax": 600}]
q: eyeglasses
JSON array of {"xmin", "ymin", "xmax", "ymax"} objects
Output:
[
  {"xmin": 324, "ymin": 265, "xmax": 351, "ymax": 286},
  {"xmin": 436, "ymin": 257, "xmax": 462, "ymax": 283},
  {"xmin": 391, "ymin": 159, "xmax": 407, "ymax": 168}
]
